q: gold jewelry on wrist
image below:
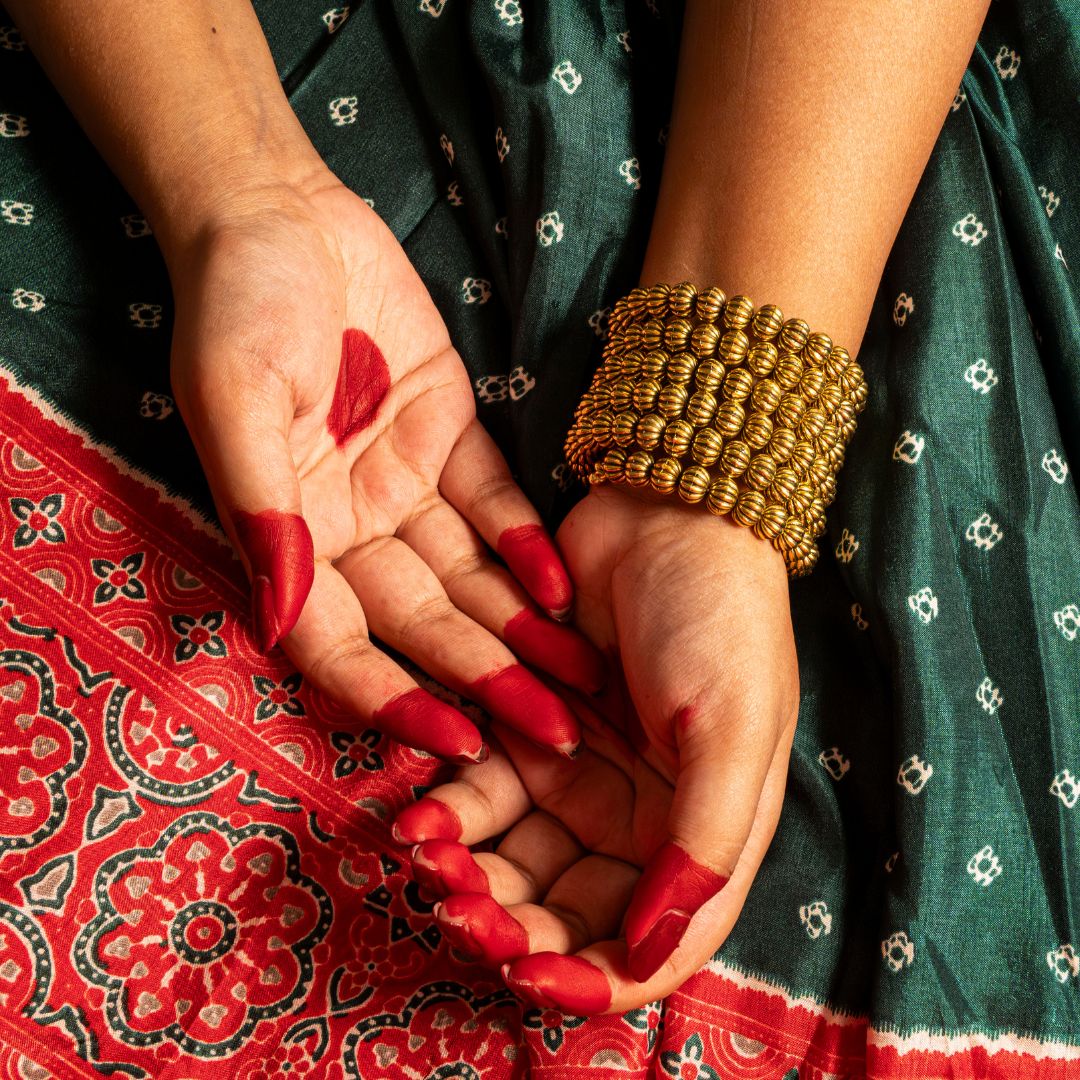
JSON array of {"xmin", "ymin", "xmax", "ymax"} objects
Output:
[{"xmin": 564, "ymin": 282, "xmax": 868, "ymax": 577}]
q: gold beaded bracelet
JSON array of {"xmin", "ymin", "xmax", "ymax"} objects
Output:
[{"xmin": 563, "ymin": 282, "xmax": 868, "ymax": 577}]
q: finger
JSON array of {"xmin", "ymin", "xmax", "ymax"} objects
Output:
[
  {"xmin": 398, "ymin": 497, "xmax": 607, "ymax": 693},
  {"xmin": 335, "ymin": 536, "xmax": 581, "ymax": 757},
  {"xmin": 439, "ymin": 417, "xmax": 573, "ymax": 619},
  {"xmin": 283, "ymin": 559, "xmax": 485, "ymax": 763},
  {"xmin": 176, "ymin": 367, "xmax": 313, "ymax": 653},
  {"xmin": 502, "ymin": 951, "xmax": 613, "ymax": 1015}
]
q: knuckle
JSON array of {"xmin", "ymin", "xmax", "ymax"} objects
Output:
[{"xmin": 395, "ymin": 594, "xmax": 459, "ymax": 646}]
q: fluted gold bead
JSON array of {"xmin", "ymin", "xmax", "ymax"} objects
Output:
[
  {"xmin": 775, "ymin": 392, "xmax": 807, "ymax": 428},
  {"xmin": 611, "ymin": 380, "xmax": 635, "ymax": 412},
  {"xmin": 853, "ymin": 380, "xmax": 869, "ymax": 407},
  {"xmin": 695, "ymin": 286, "xmax": 727, "ymax": 322},
  {"xmin": 694, "ymin": 358, "xmax": 725, "ymax": 393},
  {"xmin": 779, "ymin": 317, "xmax": 810, "ymax": 353},
  {"xmin": 624, "ymin": 450, "xmax": 653, "ymax": 486},
  {"xmin": 633, "ymin": 377, "xmax": 663, "ymax": 413},
  {"xmin": 825, "ymin": 345, "xmax": 851, "ymax": 379},
  {"xmin": 768, "ymin": 425, "xmax": 797, "ymax": 463},
  {"xmin": 658, "ymin": 383, "xmax": 689, "ymax": 420},
  {"xmin": 732, "ymin": 489, "xmax": 766, "ymax": 527},
  {"xmin": 612, "ymin": 410, "xmax": 639, "ymax": 447},
  {"xmin": 723, "ymin": 294, "xmax": 755, "ymax": 330},
  {"xmin": 745, "ymin": 450, "xmax": 778, "ymax": 490},
  {"xmin": 625, "ymin": 287, "xmax": 649, "ymax": 319},
  {"xmin": 787, "ymin": 480, "xmax": 816, "ymax": 516},
  {"xmin": 839, "ymin": 366, "xmax": 863, "ymax": 395},
  {"xmin": 816, "ymin": 419, "xmax": 840, "ymax": 450},
  {"xmin": 642, "ymin": 349, "xmax": 668, "ymax": 379},
  {"xmin": 690, "ymin": 324, "xmax": 721, "ymax": 360},
  {"xmin": 588, "ymin": 466, "xmax": 606, "ymax": 485},
  {"xmin": 722, "ymin": 367, "xmax": 754, "ymax": 402},
  {"xmin": 754, "ymin": 502, "xmax": 788, "ymax": 540},
  {"xmin": 777, "ymin": 515, "xmax": 807, "ymax": 550},
  {"xmin": 650, "ymin": 455, "xmax": 682, "ymax": 495},
  {"xmin": 802, "ymin": 331, "xmax": 832, "ymax": 367},
  {"xmin": 718, "ymin": 328, "xmax": 751, "ymax": 365},
  {"xmin": 602, "ymin": 448, "xmax": 627, "ymax": 481},
  {"xmin": 751, "ymin": 303, "xmax": 784, "ymax": 341},
  {"xmin": 742, "ymin": 410, "xmax": 774, "ymax": 449},
  {"xmin": 838, "ymin": 419, "xmax": 858, "ymax": 443},
  {"xmin": 669, "ymin": 281, "xmax": 698, "ymax": 317},
  {"xmin": 690, "ymin": 426, "xmax": 724, "ymax": 466},
  {"xmin": 686, "ymin": 390, "xmax": 718, "ymax": 427},
  {"xmin": 646, "ymin": 283, "xmax": 671, "ymax": 316},
  {"xmin": 618, "ymin": 349, "xmax": 644, "ymax": 378},
  {"xmin": 624, "ymin": 323, "xmax": 643, "ymax": 351},
  {"xmin": 808, "ymin": 455, "xmax": 832, "ymax": 487},
  {"xmin": 799, "ymin": 366, "xmax": 826, "ymax": 401},
  {"xmin": 678, "ymin": 464, "xmax": 711, "ymax": 504},
  {"xmin": 789, "ymin": 439, "xmax": 816, "ymax": 476},
  {"xmin": 799, "ymin": 407, "xmax": 828, "ymax": 442},
  {"xmin": 720, "ymin": 438, "xmax": 751, "ymax": 476},
  {"xmin": 817, "ymin": 382, "xmax": 843, "ymax": 415},
  {"xmin": 714, "ymin": 400, "xmax": 746, "ymax": 439},
  {"xmin": 705, "ymin": 475, "xmax": 739, "ymax": 516},
  {"xmin": 665, "ymin": 351, "xmax": 698, "ymax": 384},
  {"xmin": 641, "ymin": 318, "xmax": 665, "ymax": 350},
  {"xmin": 751, "ymin": 378, "xmax": 782, "ymax": 414},
  {"xmin": 636, "ymin": 412, "xmax": 666, "ymax": 451},
  {"xmin": 818, "ymin": 473, "xmax": 837, "ymax": 505},
  {"xmin": 773, "ymin": 353, "xmax": 804, "ymax": 391},
  {"xmin": 663, "ymin": 418, "xmax": 695, "ymax": 457},
  {"xmin": 807, "ymin": 495, "xmax": 827, "ymax": 524},
  {"xmin": 664, "ymin": 319, "xmax": 693, "ymax": 352},
  {"xmin": 769, "ymin": 465, "xmax": 799, "ymax": 503},
  {"xmin": 834, "ymin": 398, "xmax": 856, "ymax": 427},
  {"xmin": 746, "ymin": 340, "xmax": 779, "ymax": 377}
]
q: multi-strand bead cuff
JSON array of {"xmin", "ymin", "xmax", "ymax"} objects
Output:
[{"xmin": 564, "ymin": 282, "xmax": 868, "ymax": 576}]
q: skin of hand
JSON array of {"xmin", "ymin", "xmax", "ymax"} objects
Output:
[{"xmin": 393, "ymin": 482, "xmax": 799, "ymax": 1013}]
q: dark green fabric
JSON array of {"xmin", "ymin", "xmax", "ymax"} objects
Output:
[{"xmin": 0, "ymin": 0, "xmax": 1078, "ymax": 1041}]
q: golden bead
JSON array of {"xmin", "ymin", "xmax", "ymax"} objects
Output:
[
  {"xmin": 788, "ymin": 440, "xmax": 816, "ymax": 476},
  {"xmin": 839, "ymin": 366, "xmax": 863, "ymax": 395},
  {"xmin": 745, "ymin": 450, "xmax": 778, "ymax": 490},
  {"xmin": 787, "ymin": 480, "xmax": 816, "ymax": 515},
  {"xmin": 723, "ymin": 294, "xmax": 755, "ymax": 330},
  {"xmin": 588, "ymin": 466, "xmax": 606, "ymax": 485},
  {"xmin": 665, "ymin": 351, "xmax": 698, "ymax": 384},
  {"xmin": 769, "ymin": 465, "xmax": 799, "ymax": 502},
  {"xmin": 722, "ymin": 367, "xmax": 754, "ymax": 402},
  {"xmin": 624, "ymin": 450, "xmax": 653, "ymax": 486},
  {"xmin": 694, "ymin": 359, "xmax": 725, "ymax": 393},
  {"xmin": 668, "ymin": 281, "xmax": 698, "ymax": 318},
  {"xmin": 808, "ymin": 455, "xmax": 832, "ymax": 486},
  {"xmin": 853, "ymin": 380, "xmax": 869, "ymax": 407},
  {"xmin": 636, "ymin": 412, "xmax": 666, "ymax": 451},
  {"xmin": 690, "ymin": 426, "xmax": 724, "ymax": 466},
  {"xmin": 751, "ymin": 303, "xmax": 784, "ymax": 341},
  {"xmin": 768, "ymin": 425, "xmax": 797, "ymax": 463},
  {"xmin": 611, "ymin": 379, "xmax": 635, "ymax": 412},
  {"xmin": 720, "ymin": 438, "xmax": 751, "ymax": 476},
  {"xmin": 802, "ymin": 331, "xmax": 832, "ymax": 367},
  {"xmin": 618, "ymin": 349, "xmax": 644, "ymax": 378},
  {"xmin": 777, "ymin": 515, "xmax": 807, "ymax": 550},
  {"xmin": 714, "ymin": 400, "xmax": 746, "ymax": 439},
  {"xmin": 650, "ymin": 455, "xmax": 682, "ymax": 494},
  {"xmin": 839, "ymin": 419, "xmax": 858, "ymax": 443},
  {"xmin": 778, "ymin": 317, "xmax": 810, "ymax": 353},
  {"xmin": 695, "ymin": 286, "xmax": 727, "ymax": 322},
  {"xmin": 663, "ymin": 418, "xmax": 695, "ymax": 457},
  {"xmin": 807, "ymin": 496, "xmax": 827, "ymax": 524},
  {"xmin": 799, "ymin": 406, "xmax": 828, "ymax": 442},
  {"xmin": 746, "ymin": 340, "xmax": 779, "ymax": 377},
  {"xmin": 658, "ymin": 383, "xmax": 689, "ymax": 420},
  {"xmin": 834, "ymin": 398, "xmax": 856, "ymax": 427},
  {"xmin": 705, "ymin": 475, "xmax": 739, "ymax": 516},
  {"xmin": 632, "ymin": 377, "xmax": 663, "ymax": 413},
  {"xmin": 591, "ymin": 410, "xmax": 614, "ymax": 439},
  {"xmin": 612, "ymin": 410, "xmax": 639, "ymax": 447},
  {"xmin": 773, "ymin": 353, "xmax": 804, "ymax": 391},
  {"xmin": 818, "ymin": 473, "xmax": 837, "ymax": 504},
  {"xmin": 825, "ymin": 345, "xmax": 851, "ymax": 379},
  {"xmin": 641, "ymin": 318, "xmax": 665, "ymax": 351},
  {"xmin": 817, "ymin": 382, "xmax": 843, "ymax": 414},
  {"xmin": 686, "ymin": 390, "xmax": 718, "ymax": 427},
  {"xmin": 663, "ymin": 319, "xmax": 693, "ymax": 352},
  {"xmin": 690, "ymin": 323, "xmax": 721, "ymax": 358},
  {"xmin": 732, "ymin": 489, "xmax": 766, "ymax": 527},
  {"xmin": 625, "ymin": 287, "xmax": 649, "ymax": 319},
  {"xmin": 816, "ymin": 419, "xmax": 840, "ymax": 450},
  {"xmin": 774, "ymin": 392, "xmax": 807, "ymax": 428},
  {"xmin": 624, "ymin": 323, "xmax": 643, "ymax": 351},
  {"xmin": 602, "ymin": 448, "xmax": 627, "ymax": 481},
  {"xmin": 742, "ymin": 410, "xmax": 774, "ymax": 449},
  {"xmin": 750, "ymin": 378, "xmax": 782, "ymax": 414},
  {"xmin": 645, "ymin": 283, "xmax": 671, "ymax": 317},
  {"xmin": 798, "ymin": 366, "xmax": 826, "ymax": 400},
  {"xmin": 718, "ymin": 328, "xmax": 750, "ymax": 365},
  {"xmin": 641, "ymin": 349, "xmax": 668, "ymax": 379},
  {"xmin": 678, "ymin": 464, "xmax": 711, "ymax": 504},
  {"xmin": 589, "ymin": 384, "xmax": 613, "ymax": 410},
  {"xmin": 754, "ymin": 502, "xmax": 787, "ymax": 540}
]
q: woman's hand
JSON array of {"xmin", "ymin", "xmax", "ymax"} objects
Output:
[
  {"xmin": 393, "ymin": 482, "xmax": 800, "ymax": 1012},
  {"xmin": 167, "ymin": 167, "xmax": 606, "ymax": 763}
]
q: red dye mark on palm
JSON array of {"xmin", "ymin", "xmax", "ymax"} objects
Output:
[{"xmin": 327, "ymin": 328, "xmax": 391, "ymax": 446}]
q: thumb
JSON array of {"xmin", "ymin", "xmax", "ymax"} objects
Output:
[{"xmin": 179, "ymin": 373, "xmax": 314, "ymax": 653}]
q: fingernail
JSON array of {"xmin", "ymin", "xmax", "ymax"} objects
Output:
[
  {"xmin": 550, "ymin": 605, "xmax": 572, "ymax": 622},
  {"xmin": 502, "ymin": 609, "xmax": 608, "ymax": 694},
  {"xmin": 503, "ymin": 953, "xmax": 611, "ymax": 1014},
  {"xmin": 391, "ymin": 799, "xmax": 462, "ymax": 845},
  {"xmin": 232, "ymin": 510, "xmax": 314, "ymax": 653},
  {"xmin": 496, "ymin": 524, "xmax": 573, "ymax": 617},
  {"xmin": 437, "ymin": 894, "xmax": 528, "ymax": 966},
  {"xmin": 624, "ymin": 841, "xmax": 729, "ymax": 984},
  {"xmin": 374, "ymin": 688, "xmax": 486, "ymax": 764},
  {"xmin": 450, "ymin": 741, "xmax": 489, "ymax": 766},
  {"xmin": 432, "ymin": 901, "xmax": 443, "ymax": 919},
  {"xmin": 410, "ymin": 839, "xmax": 490, "ymax": 896},
  {"xmin": 467, "ymin": 665, "xmax": 581, "ymax": 757}
]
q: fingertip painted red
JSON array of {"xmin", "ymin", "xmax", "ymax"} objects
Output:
[
  {"xmin": 503, "ymin": 953, "xmax": 611, "ymax": 1014},
  {"xmin": 437, "ymin": 893, "xmax": 529, "ymax": 966},
  {"xmin": 410, "ymin": 839, "xmax": 490, "ymax": 896},
  {"xmin": 391, "ymin": 798, "xmax": 463, "ymax": 845},
  {"xmin": 502, "ymin": 608, "xmax": 608, "ymax": 693},
  {"xmin": 373, "ymin": 687, "xmax": 485, "ymax": 764}
]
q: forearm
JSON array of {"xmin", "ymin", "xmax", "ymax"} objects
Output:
[
  {"xmin": 6, "ymin": 1, "xmax": 324, "ymax": 265},
  {"xmin": 642, "ymin": 0, "xmax": 991, "ymax": 357}
]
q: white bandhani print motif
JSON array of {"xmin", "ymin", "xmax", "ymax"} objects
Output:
[
  {"xmin": 882, "ymin": 931, "xmax": 915, "ymax": 974},
  {"xmin": 321, "ymin": 6, "xmax": 350, "ymax": 33},
  {"xmin": 0, "ymin": 25, "xmax": 26, "ymax": 50},
  {"xmin": 1047, "ymin": 945, "xmax": 1079, "ymax": 984},
  {"xmin": 139, "ymin": 391, "xmax": 174, "ymax": 420},
  {"xmin": 835, "ymin": 528, "xmax": 859, "ymax": 563},
  {"xmin": 11, "ymin": 288, "xmax": 44, "ymax": 312},
  {"xmin": 851, "ymin": 603, "xmax": 868, "ymax": 630},
  {"xmin": 120, "ymin": 214, "xmax": 152, "ymax": 238},
  {"xmin": 1041, "ymin": 448, "xmax": 1069, "ymax": 484},
  {"xmin": 951, "ymin": 87, "xmax": 967, "ymax": 112},
  {"xmin": 0, "ymin": 113, "xmax": 29, "ymax": 138},
  {"xmin": 893, "ymin": 292, "xmax": 915, "ymax": 326},
  {"xmin": 328, "ymin": 96, "xmax": 358, "ymax": 126},
  {"xmin": 587, "ymin": 308, "xmax": 610, "ymax": 338},
  {"xmin": 0, "ymin": 199, "xmax": 32, "ymax": 225},
  {"xmin": 907, "ymin": 587, "xmax": 939, "ymax": 624},
  {"xmin": 551, "ymin": 60, "xmax": 582, "ymax": 95},
  {"xmin": 494, "ymin": 0, "xmax": 522, "ymax": 27},
  {"xmin": 976, "ymin": 677, "xmax": 1003, "ymax": 715},
  {"xmin": 418, "ymin": 0, "xmax": 447, "ymax": 16},
  {"xmin": 447, "ymin": 181, "xmax": 463, "ymax": 207},
  {"xmin": 964, "ymin": 358, "xmax": 998, "ymax": 394},
  {"xmin": 440, "ymin": 134, "xmax": 454, "ymax": 165},
  {"xmin": 619, "ymin": 158, "xmax": 641, "ymax": 190},
  {"xmin": 967, "ymin": 845, "xmax": 1002, "ymax": 887},
  {"xmin": 953, "ymin": 212, "xmax": 989, "ymax": 246},
  {"xmin": 461, "ymin": 277, "xmax": 491, "ymax": 305},
  {"xmin": 129, "ymin": 303, "xmax": 162, "ymax": 330},
  {"xmin": 994, "ymin": 45, "xmax": 1021, "ymax": 80},
  {"xmin": 884, "ymin": 851, "xmax": 899, "ymax": 874},
  {"xmin": 1038, "ymin": 185, "xmax": 1060, "ymax": 217},
  {"xmin": 799, "ymin": 901, "xmax": 832, "ymax": 940},
  {"xmin": 893, "ymin": 430, "xmax": 925, "ymax": 464},
  {"xmin": 495, "ymin": 126, "xmax": 509, "ymax": 162},
  {"xmin": 818, "ymin": 747, "xmax": 850, "ymax": 781},
  {"xmin": 1053, "ymin": 604, "xmax": 1079, "ymax": 641},
  {"xmin": 474, "ymin": 366, "xmax": 535, "ymax": 404},
  {"xmin": 536, "ymin": 211, "xmax": 564, "ymax": 246},
  {"xmin": 897, "ymin": 755, "xmax": 933, "ymax": 796},
  {"xmin": 966, "ymin": 512, "xmax": 1003, "ymax": 550},
  {"xmin": 618, "ymin": 30, "xmax": 632, "ymax": 53},
  {"xmin": 1050, "ymin": 769, "xmax": 1079, "ymax": 809}
]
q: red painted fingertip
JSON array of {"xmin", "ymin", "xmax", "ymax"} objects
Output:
[
  {"xmin": 373, "ymin": 688, "xmax": 486, "ymax": 764},
  {"xmin": 391, "ymin": 799, "xmax": 462, "ymax": 845},
  {"xmin": 503, "ymin": 953, "xmax": 612, "ymax": 1015},
  {"xmin": 502, "ymin": 609, "xmax": 608, "ymax": 694},
  {"xmin": 496, "ymin": 524, "xmax": 573, "ymax": 619},
  {"xmin": 623, "ymin": 841, "xmax": 729, "ymax": 984},
  {"xmin": 232, "ymin": 510, "xmax": 314, "ymax": 653},
  {"xmin": 437, "ymin": 893, "xmax": 529, "ymax": 966},
  {"xmin": 410, "ymin": 840, "xmax": 490, "ymax": 897},
  {"xmin": 466, "ymin": 664, "xmax": 581, "ymax": 759}
]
